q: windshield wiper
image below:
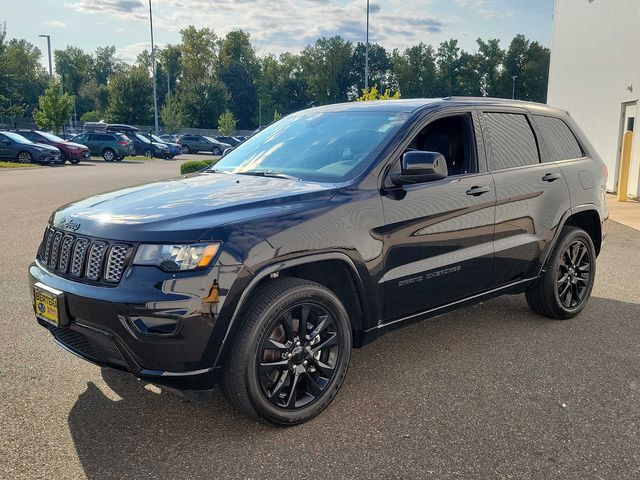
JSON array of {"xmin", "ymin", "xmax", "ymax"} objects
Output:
[{"xmin": 236, "ymin": 171, "xmax": 300, "ymax": 181}]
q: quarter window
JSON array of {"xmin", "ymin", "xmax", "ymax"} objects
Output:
[
  {"xmin": 534, "ymin": 115, "xmax": 583, "ymax": 161},
  {"xmin": 484, "ymin": 113, "xmax": 540, "ymax": 170}
]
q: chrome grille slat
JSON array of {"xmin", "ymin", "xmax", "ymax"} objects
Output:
[
  {"xmin": 37, "ymin": 227, "xmax": 131, "ymax": 284},
  {"xmin": 104, "ymin": 244, "xmax": 130, "ymax": 282},
  {"xmin": 49, "ymin": 231, "xmax": 63, "ymax": 268},
  {"xmin": 85, "ymin": 241, "xmax": 107, "ymax": 280},
  {"xmin": 43, "ymin": 229, "xmax": 55, "ymax": 264},
  {"xmin": 58, "ymin": 235, "xmax": 74, "ymax": 272},
  {"xmin": 70, "ymin": 238, "xmax": 90, "ymax": 277}
]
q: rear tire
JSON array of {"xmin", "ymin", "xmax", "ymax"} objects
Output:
[
  {"xmin": 102, "ymin": 148, "xmax": 115, "ymax": 162},
  {"xmin": 144, "ymin": 149, "xmax": 153, "ymax": 158},
  {"xmin": 182, "ymin": 145, "xmax": 190, "ymax": 154},
  {"xmin": 212, "ymin": 147, "xmax": 221, "ymax": 155},
  {"xmin": 526, "ymin": 226, "xmax": 596, "ymax": 320},
  {"xmin": 222, "ymin": 277, "xmax": 351, "ymax": 426}
]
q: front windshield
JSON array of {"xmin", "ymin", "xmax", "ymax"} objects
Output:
[
  {"xmin": 39, "ymin": 131, "xmax": 64, "ymax": 142},
  {"xmin": 203, "ymin": 136, "xmax": 217, "ymax": 143},
  {"xmin": 3, "ymin": 132, "xmax": 33, "ymax": 144},
  {"xmin": 150, "ymin": 134, "xmax": 164, "ymax": 143},
  {"xmin": 210, "ymin": 110, "xmax": 407, "ymax": 182},
  {"xmin": 135, "ymin": 133, "xmax": 151, "ymax": 143}
]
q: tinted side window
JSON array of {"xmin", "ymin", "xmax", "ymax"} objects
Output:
[
  {"xmin": 534, "ymin": 115, "xmax": 583, "ymax": 161},
  {"xmin": 182, "ymin": 136, "xmax": 194, "ymax": 141},
  {"xmin": 484, "ymin": 113, "xmax": 540, "ymax": 170}
]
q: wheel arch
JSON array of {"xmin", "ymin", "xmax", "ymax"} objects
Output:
[
  {"xmin": 541, "ymin": 205, "xmax": 603, "ymax": 273},
  {"xmin": 214, "ymin": 252, "xmax": 370, "ymax": 368}
]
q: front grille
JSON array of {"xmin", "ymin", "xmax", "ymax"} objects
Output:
[
  {"xmin": 48, "ymin": 325, "xmax": 127, "ymax": 368},
  {"xmin": 38, "ymin": 227, "xmax": 132, "ymax": 284}
]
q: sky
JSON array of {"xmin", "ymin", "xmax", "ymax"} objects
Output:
[{"xmin": 2, "ymin": 0, "xmax": 555, "ymax": 68}]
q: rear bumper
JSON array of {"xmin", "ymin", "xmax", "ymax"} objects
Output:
[{"xmin": 28, "ymin": 259, "xmax": 242, "ymax": 390}]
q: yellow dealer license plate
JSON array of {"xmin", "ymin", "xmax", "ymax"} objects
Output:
[{"xmin": 34, "ymin": 283, "xmax": 62, "ymax": 327}]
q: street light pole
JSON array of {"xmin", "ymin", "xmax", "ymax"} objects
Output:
[
  {"xmin": 38, "ymin": 34, "xmax": 53, "ymax": 78},
  {"xmin": 511, "ymin": 75, "xmax": 518, "ymax": 100},
  {"xmin": 365, "ymin": 0, "xmax": 370, "ymax": 91},
  {"xmin": 149, "ymin": 0, "xmax": 159, "ymax": 133}
]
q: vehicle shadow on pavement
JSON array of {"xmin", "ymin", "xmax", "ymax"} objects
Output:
[{"xmin": 67, "ymin": 295, "xmax": 640, "ymax": 480}]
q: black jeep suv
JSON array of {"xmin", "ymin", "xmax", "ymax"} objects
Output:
[{"xmin": 29, "ymin": 98, "xmax": 608, "ymax": 425}]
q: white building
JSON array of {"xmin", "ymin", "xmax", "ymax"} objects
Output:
[{"xmin": 547, "ymin": 0, "xmax": 640, "ymax": 197}]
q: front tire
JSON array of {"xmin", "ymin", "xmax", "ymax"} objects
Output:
[
  {"xmin": 526, "ymin": 226, "xmax": 596, "ymax": 320},
  {"xmin": 212, "ymin": 147, "xmax": 222, "ymax": 155},
  {"xmin": 17, "ymin": 151, "xmax": 33, "ymax": 164},
  {"xmin": 144, "ymin": 149, "xmax": 153, "ymax": 158},
  {"xmin": 222, "ymin": 277, "xmax": 351, "ymax": 426},
  {"xmin": 181, "ymin": 145, "xmax": 190, "ymax": 154}
]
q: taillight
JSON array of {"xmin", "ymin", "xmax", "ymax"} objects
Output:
[
  {"xmin": 601, "ymin": 163, "xmax": 608, "ymax": 183},
  {"xmin": 119, "ymin": 141, "xmax": 127, "ymax": 145}
]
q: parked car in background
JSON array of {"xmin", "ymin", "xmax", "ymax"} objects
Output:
[
  {"xmin": 129, "ymin": 133, "xmax": 170, "ymax": 158},
  {"xmin": 178, "ymin": 134, "xmax": 231, "ymax": 155},
  {"xmin": 160, "ymin": 134, "xmax": 179, "ymax": 143},
  {"xmin": 0, "ymin": 131, "xmax": 63, "ymax": 164},
  {"xmin": 70, "ymin": 132, "xmax": 134, "ymax": 161},
  {"xmin": 215, "ymin": 135, "xmax": 242, "ymax": 147},
  {"xmin": 17, "ymin": 130, "xmax": 90, "ymax": 164},
  {"xmin": 142, "ymin": 133, "xmax": 181, "ymax": 158}
]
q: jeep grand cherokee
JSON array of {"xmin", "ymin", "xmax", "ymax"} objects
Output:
[{"xmin": 29, "ymin": 98, "xmax": 608, "ymax": 425}]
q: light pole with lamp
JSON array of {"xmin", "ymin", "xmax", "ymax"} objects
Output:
[
  {"xmin": 511, "ymin": 75, "xmax": 518, "ymax": 100},
  {"xmin": 365, "ymin": 0, "xmax": 370, "ymax": 90},
  {"xmin": 148, "ymin": 0, "xmax": 159, "ymax": 133},
  {"xmin": 38, "ymin": 34, "xmax": 53, "ymax": 78}
]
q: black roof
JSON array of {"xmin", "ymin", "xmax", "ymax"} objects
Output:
[{"xmin": 312, "ymin": 97, "xmax": 564, "ymax": 116}]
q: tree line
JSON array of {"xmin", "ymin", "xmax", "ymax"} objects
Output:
[{"xmin": 0, "ymin": 23, "xmax": 550, "ymax": 131}]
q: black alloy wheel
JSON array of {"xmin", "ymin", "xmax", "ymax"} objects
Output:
[
  {"xmin": 556, "ymin": 240, "xmax": 591, "ymax": 309},
  {"xmin": 257, "ymin": 302, "xmax": 340, "ymax": 410},
  {"xmin": 526, "ymin": 226, "xmax": 596, "ymax": 319},
  {"xmin": 222, "ymin": 277, "xmax": 351, "ymax": 425},
  {"xmin": 212, "ymin": 146, "xmax": 221, "ymax": 155}
]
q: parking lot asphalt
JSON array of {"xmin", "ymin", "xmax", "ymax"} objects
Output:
[{"xmin": 1, "ymin": 160, "xmax": 639, "ymax": 479}]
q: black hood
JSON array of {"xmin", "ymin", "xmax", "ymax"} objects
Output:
[{"xmin": 50, "ymin": 173, "xmax": 337, "ymax": 243}]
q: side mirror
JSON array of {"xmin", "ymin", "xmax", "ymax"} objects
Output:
[{"xmin": 390, "ymin": 151, "xmax": 448, "ymax": 186}]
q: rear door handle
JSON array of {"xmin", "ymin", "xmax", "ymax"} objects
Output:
[
  {"xmin": 542, "ymin": 173, "xmax": 562, "ymax": 182},
  {"xmin": 466, "ymin": 185, "xmax": 490, "ymax": 196}
]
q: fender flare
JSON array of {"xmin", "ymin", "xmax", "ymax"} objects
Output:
[
  {"xmin": 538, "ymin": 203, "xmax": 603, "ymax": 274},
  {"xmin": 213, "ymin": 251, "xmax": 370, "ymax": 367}
]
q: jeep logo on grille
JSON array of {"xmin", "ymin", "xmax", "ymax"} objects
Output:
[{"xmin": 62, "ymin": 218, "xmax": 81, "ymax": 232}]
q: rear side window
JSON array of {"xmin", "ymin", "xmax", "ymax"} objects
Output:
[
  {"xmin": 484, "ymin": 113, "xmax": 540, "ymax": 170},
  {"xmin": 534, "ymin": 115, "xmax": 583, "ymax": 161}
]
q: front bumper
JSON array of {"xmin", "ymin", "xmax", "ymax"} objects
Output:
[
  {"xmin": 28, "ymin": 259, "xmax": 243, "ymax": 390},
  {"xmin": 38, "ymin": 151, "xmax": 63, "ymax": 164}
]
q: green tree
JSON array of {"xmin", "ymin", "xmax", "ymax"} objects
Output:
[
  {"xmin": 218, "ymin": 109, "xmax": 237, "ymax": 135},
  {"xmin": 351, "ymin": 43, "xmax": 391, "ymax": 95},
  {"xmin": 392, "ymin": 43, "xmax": 437, "ymax": 98},
  {"xmin": 160, "ymin": 94, "xmax": 183, "ymax": 133},
  {"xmin": 80, "ymin": 110, "xmax": 102, "ymax": 122},
  {"xmin": 518, "ymin": 41, "xmax": 550, "ymax": 103},
  {"xmin": 273, "ymin": 110, "xmax": 282, "ymax": 121},
  {"xmin": 218, "ymin": 30, "xmax": 258, "ymax": 129},
  {"xmin": 300, "ymin": 36, "xmax": 353, "ymax": 105},
  {"xmin": 475, "ymin": 38, "xmax": 504, "ymax": 97},
  {"xmin": 178, "ymin": 26, "xmax": 228, "ymax": 128},
  {"xmin": 54, "ymin": 46, "xmax": 94, "ymax": 96},
  {"xmin": 93, "ymin": 45, "xmax": 122, "ymax": 84},
  {"xmin": 1, "ymin": 37, "xmax": 48, "ymax": 117},
  {"xmin": 33, "ymin": 82, "xmax": 73, "ymax": 133},
  {"xmin": 106, "ymin": 66, "xmax": 152, "ymax": 124}
]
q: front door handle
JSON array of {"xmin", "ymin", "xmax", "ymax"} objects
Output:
[
  {"xmin": 542, "ymin": 173, "xmax": 562, "ymax": 182},
  {"xmin": 466, "ymin": 185, "xmax": 490, "ymax": 196}
]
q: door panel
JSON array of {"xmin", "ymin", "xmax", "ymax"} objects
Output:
[
  {"xmin": 490, "ymin": 164, "xmax": 569, "ymax": 286},
  {"xmin": 380, "ymin": 174, "xmax": 496, "ymax": 321}
]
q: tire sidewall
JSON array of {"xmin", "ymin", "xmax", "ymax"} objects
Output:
[
  {"xmin": 242, "ymin": 286, "xmax": 351, "ymax": 425},
  {"xmin": 103, "ymin": 149, "xmax": 115, "ymax": 161},
  {"xmin": 549, "ymin": 228, "xmax": 596, "ymax": 317}
]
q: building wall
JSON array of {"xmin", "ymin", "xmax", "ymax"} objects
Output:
[{"xmin": 547, "ymin": 0, "xmax": 640, "ymax": 196}]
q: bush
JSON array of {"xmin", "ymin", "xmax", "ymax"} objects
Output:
[{"xmin": 180, "ymin": 160, "xmax": 216, "ymax": 175}]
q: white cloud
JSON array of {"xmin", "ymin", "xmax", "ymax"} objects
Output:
[
  {"xmin": 43, "ymin": 20, "xmax": 67, "ymax": 28},
  {"xmin": 116, "ymin": 41, "xmax": 151, "ymax": 63}
]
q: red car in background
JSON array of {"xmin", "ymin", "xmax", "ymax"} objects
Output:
[{"xmin": 17, "ymin": 130, "xmax": 90, "ymax": 164}]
